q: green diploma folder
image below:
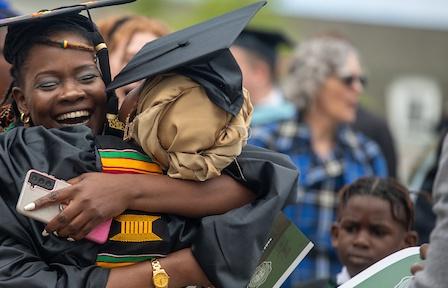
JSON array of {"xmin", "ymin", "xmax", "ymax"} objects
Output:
[
  {"xmin": 338, "ymin": 246, "xmax": 421, "ymax": 288},
  {"xmin": 248, "ymin": 212, "xmax": 314, "ymax": 288}
]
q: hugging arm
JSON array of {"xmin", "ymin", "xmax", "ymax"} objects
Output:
[
  {"xmin": 33, "ymin": 132, "xmax": 255, "ymax": 240},
  {"xmin": 37, "ymin": 171, "xmax": 255, "ymax": 240}
]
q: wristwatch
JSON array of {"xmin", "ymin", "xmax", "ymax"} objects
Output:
[{"xmin": 151, "ymin": 259, "xmax": 169, "ymax": 288}]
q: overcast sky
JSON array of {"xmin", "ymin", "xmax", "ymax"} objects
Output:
[{"xmin": 276, "ymin": 0, "xmax": 448, "ymax": 31}]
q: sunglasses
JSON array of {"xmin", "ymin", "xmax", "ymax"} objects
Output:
[{"xmin": 339, "ymin": 75, "xmax": 368, "ymax": 88}]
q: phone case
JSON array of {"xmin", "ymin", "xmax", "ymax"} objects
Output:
[
  {"xmin": 16, "ymin": 169, "xmax": 70, "ymax": 224},
  {"xmin": 85, "ymin": 218, "xmax": 112, "ymax": 244},
  {"xmin": 16, "ymin": 169, "xmax": 112, "ymax": 244}
]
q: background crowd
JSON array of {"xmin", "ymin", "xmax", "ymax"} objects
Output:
[{"xmin": 1, "ymin": 0, "xmax": 448, "ymax": 287}]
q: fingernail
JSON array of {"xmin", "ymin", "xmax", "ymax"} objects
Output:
[
  {"xmin": 42, "ymin": 229, "xmax": 49, "ymax": 237},
  {"xmin": 67, "ymin": 237, "xmax": 75, "ymax": 242},
  {"xmin": 53, "ymin": 231, "xmax": 59, "ymax": 237},
  {"xmin": 24, "ymin": 202, "xmax": 36, "ymax": 211}
]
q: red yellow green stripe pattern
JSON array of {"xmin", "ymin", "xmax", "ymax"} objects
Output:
[
  {"xmin": 96, "ymin": 148, "xmax": 164, "ymax": 268},
  {"xmin": 96, "ymin": 254, "xmax": 163, "ymax": 268},
  {"xmin": 99, "ymin": 149, "xmax": 163, "ymax": 175}
]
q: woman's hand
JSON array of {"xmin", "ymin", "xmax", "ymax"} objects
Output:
[
  {"xmin": 106, "ymin": 248, "xmax": 214, "ymax": 288},
  {"xmin": 27, "ymin": 172, "xmax": 136, "ymax": 240},
  {"xmin": 411, "ymin": 243, "xmax": 429, "ymax": 275}
]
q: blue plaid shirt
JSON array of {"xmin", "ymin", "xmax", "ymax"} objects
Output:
[{"xmin": 249, "ymin": 118, "xmax": 387, "ymax": 286}]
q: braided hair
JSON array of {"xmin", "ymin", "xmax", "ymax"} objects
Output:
[{"xmin": 338, "ymin": 177, "xmax": 415, "ymax": 231}]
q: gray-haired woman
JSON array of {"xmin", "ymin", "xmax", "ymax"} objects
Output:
[{"xmin": 249, "ymin": 34, "xmax": 388, "ymax": 285}]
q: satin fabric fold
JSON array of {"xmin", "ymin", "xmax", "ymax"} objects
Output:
[{"xmin": 131, "ymin": 73, "xmax": 252, "ymax": 181}]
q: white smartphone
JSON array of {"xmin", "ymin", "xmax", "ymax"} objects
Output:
[
  {"xmin": 16, "ymin": 169, "xmax": 70, "ymax": 224},
  {"xmin": 16, "ymin": 169, "xmax": 112, "ymax": 244}
]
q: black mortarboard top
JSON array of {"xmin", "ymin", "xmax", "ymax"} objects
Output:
[
  {"xmin": 0, "ymin": 0, "xmax": 135, "ymax": 27},
  {"xmin": 233, "ymin": 28, "xmax": 293, "ymax": 70},
  {"xmin": 108, "ymin": 1, "xmax": 267, "ymax": 116}
]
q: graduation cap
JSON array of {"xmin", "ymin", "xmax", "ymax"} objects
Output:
[
  {"xmin": 108, "ymin": 1, "xmax": 267, "ymax": 117},
  {"xmin": 233, "ymin": 28, "xmax": 293, "ymax": 71},
  {"xmin": 0, "ymin": 0, "xmax": 135, "ymax": 27}
]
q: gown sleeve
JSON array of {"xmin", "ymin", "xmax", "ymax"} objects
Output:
[
  {"xmin": 191, "ymin": 144, "xmax": 299, "ymax": 288},
  {"xmin": 0, "ymin": 126, "xmax": 109, "ymax": 288}
]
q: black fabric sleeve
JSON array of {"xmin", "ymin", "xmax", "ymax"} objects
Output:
[
  {"xmin": 0, "ymin": 126, "xmax": 109, "ymax": 288},
  {"xmin": 0, "ymin": 198, "xmax": 109, "ymax": 288},
  {"xmin": 192, "ymin": 144, "xmax": 299, "ymax": 288}
]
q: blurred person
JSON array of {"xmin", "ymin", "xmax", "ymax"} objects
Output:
[
  {"xmin": 408, "ymin": 116, "xmax": 448, "ymax": 244},
  {"xmin": 231, "ymin": 28, "xmax": 295, "ymax": 126},
  {"xmin": 0, "ymin": 0, "xmax": 17, "ymax": 131},
  {"xmin": 0, "ymin": 0, "xmax": 15, "ymax": 98},
  {"xmin": 353, "ymin": 106, "xmax": 398, "ymax": 178},
  {"xmin": 407, "ymin": 133, "xmax": 448, "ymax": 288},
  {"xmin": 97, "ymin": 15, "xmax": 171, "ymax": 106},
  {"xmin": 249, "ymin": 34, "xmax": 388, "ymax": 285}
]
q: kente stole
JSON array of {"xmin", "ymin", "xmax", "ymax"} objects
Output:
[{"xmin": 95, "ymin": 145, "xmax": 168, "ymax": 268}]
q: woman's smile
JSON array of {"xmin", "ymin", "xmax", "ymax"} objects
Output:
[{"xmin": 56, "ymin": 110, "xmax": 92, "ymax": 126}]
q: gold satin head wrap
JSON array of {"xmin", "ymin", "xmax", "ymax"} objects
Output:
[{"xmin": 129, "ymin": 73, "xmax": 253, "ymax": 181}]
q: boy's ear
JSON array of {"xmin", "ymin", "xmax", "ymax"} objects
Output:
[
  {"xmin": 12, "ymin": 87, "xmax": 29, "ymax": 115},
  {"xmin": 331, "ymin": 222, "xmax": 341, "ymax": 249},
  {"xmin": 402, "ymin": 230, "xmax": 418, "ymax": 248}
]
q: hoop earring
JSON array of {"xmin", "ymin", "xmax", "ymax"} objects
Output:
[{"xmin": 20, "ymin": 112, "xmax": 30, "ymax": 125}]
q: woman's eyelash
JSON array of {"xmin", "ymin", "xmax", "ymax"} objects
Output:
[
  {"xmin": 79, "ymin": 73, "xmax": 100, "ymax": 82},
  {"xmin": 36, "ymin": 81, "xmax": 58, "ymax": 89}
]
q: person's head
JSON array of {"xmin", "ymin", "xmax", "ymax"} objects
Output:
[
  {"xmin": 284, "ymin": 34, "xmax": 366, "ymax": 124},
  {"xmin": 0, "ymin": 27, "xmax": 11, "ymax": 101},
  {"xmin": 331, "ymin": 177, "xmax": 418, "ymax": 277},
  {"xmin": 230, "ymin": 28, "xmax": 291, "ymax": 105},
  {"xmin": 4, "ymin": 13, "xmax": 109, "ymax": 134},
  {"xmin": 0, "ymin": 2, "xmax": 18, "ymax": 102},
  {"xmin": 229, "ymin": 46, "xmax": 263, "ymax": 101},
  {"xmin": 98, "ymin": 15, "xmax": 170, "ymax": 104}
]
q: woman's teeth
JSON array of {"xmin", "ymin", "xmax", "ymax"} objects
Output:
[
  {"xmin": 56, "ymin": 110, "xmax": 91, "ymax": 126},
  {"xmin": 57, "ymin": 110, "xmax": 90, "ymax": 121}
]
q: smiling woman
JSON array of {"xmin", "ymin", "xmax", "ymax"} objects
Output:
[{"xmin": 12, "ymin": 31, "xmax": 106, "ymax": 133}]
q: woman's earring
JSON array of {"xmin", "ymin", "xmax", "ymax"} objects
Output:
[{"xmin": 20, "ymin": 112, "xmax": 30, "ymax": 125}]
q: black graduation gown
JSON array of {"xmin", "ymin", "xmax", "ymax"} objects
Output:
[{"xmin": 0, "ymin": 125, "xmax": 298, "ymax": 288}]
